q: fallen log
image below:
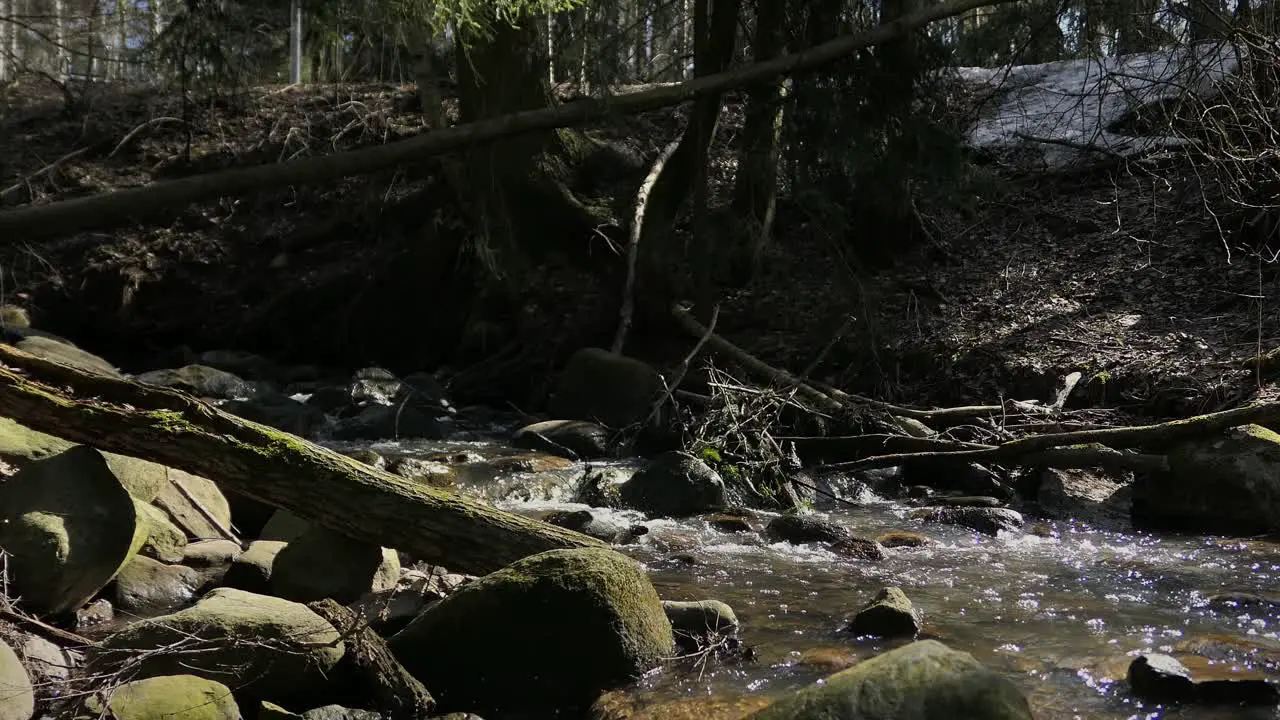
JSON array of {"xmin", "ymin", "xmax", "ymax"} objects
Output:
[{"xmin": 0, "ymin": 343, "xmax": 606, "ymax": 576}]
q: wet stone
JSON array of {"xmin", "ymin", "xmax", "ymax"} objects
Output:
[
  {"xmin": 828, "ymin": 537, "xmax": 887, "ymax": 561},
  {"xmin": 765, "ymin": 514, "xmax": 850, "ymax": 544},
  {"xmin": 846, "ymin": 587, "xmax": 921, "ymax": 639},
  {"xmin": 875, "ymin": 531, "xmax": 933, "ymax": 548}
]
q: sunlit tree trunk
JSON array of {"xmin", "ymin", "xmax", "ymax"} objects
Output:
[
  {"xmin": 0, "ymin": 0, "xmax": 10, "ymax": 81},
  {"xmin": 53, "ymin": 0, "xmax": 68, "ymax": 80}
]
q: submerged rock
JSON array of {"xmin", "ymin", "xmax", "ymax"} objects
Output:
[
  {"xmin": 750, "ymin": 640, "xmax": 1033, "ymax": 719},
  {"xmin": 0, "ymin": 638, "xmax": 34, "ymax": 720},
  {"xmin": 513, "ymin": 419, "xmax": 611, "ymax": 459},
  {"xmin": 0, "ymin": 446, "xmax": 149, "ymax": 615},
  {"xmin": 875, "ymin": 531, "xmax": 933, "ymax": 548},
  {"xmin": 389, "ymin": 547, "xmax": 673, "ymax": 716},
  {"xmin": 1127, "ymin": 652, "xmax": 1279, "ymax": 706},
  {"xmin": 270, "ymin": 526, "xmax": 400, "ymax": 604},
  {"xmin": 550, "ymin": 348, "xmax": 665, "ymax": 429},
  {"xmin": 96, "ymin": 588, "xmax": 344, "ymax": 700},
  {"xmin": 1135, "ymin": 424, "xmax": 1280, "ymax": 534},
  {"xmin": 909, "ymin": 506, "xmax": 1024, "ymax": 536},
  {"xmin": 619, "ymin": 451, "xmax": 727, "ymax": 517},
  {"xmin": 86, "ymin": 674, "xmax": 240, "ymax": 720},
  {"xmin": 765, "ymin": 514, "xmax": 850, "ymax": 544},
  {"xmin": 828, "ymin": 537, "xmax": 887, "ymax": 561},
  {"xmin": 846, "ymin": 587, "xmax": 921, "ymax": 639}
]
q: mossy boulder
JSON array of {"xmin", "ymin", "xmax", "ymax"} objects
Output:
[
  {"xmin": 270, "ymin": 526, "xmax": 400, "ymax": 604},
  {"xmin": 1135, "ymin": 424, "xmax": 1280, "ymax": 534},
  {"xmin": 389, "ymin": 547, "xmax": 673, "ymax": 716},
  {"xmin": 750, "ymin": 640, "xmax": 1033, "ymax": 720},
  {"xmin": 151, "ymin": 470, "xmax": 233, "ymax": 541},
  {"xmin": 0, "ymin": 305, "xmax": 30, "ymax": 328},
  {"xmin": 663, "ymin": 600, "xmax": 739, "ymax": 648},
  {"xmin": 96, "ymin": 588, "xmax": 344, "ymax": 700},
  {"xmin": 0, "ymin": 446, "xmax": 150, "ymax": 615},
  {"xmin": 11, "ymin": 335, "xmax": 119, "ymax": 376},
  {"xmin": 138, "ymin": 503, "xmax": 188, "ymax": 564},
  {"xmin": 0, "ymin": 638, "xmax": 34, "ymax": 720},
  {"xmin": 85, "ymin": 675, "xmax": 239, "ymax": 720},
  {"xmin": 550, "ymin": 348, "xmax": 665, "ymax": 429},
  {"xmin": 0, "ymin": 417, "xmax": 168, "ymax": 501},
  {"xmin": 619, "ymin": 451, "xmax": 727, "ymax": 518}
]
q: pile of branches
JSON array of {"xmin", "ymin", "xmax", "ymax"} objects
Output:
[{"xmin": 665, "ymin": 303, "xmax": 1280, "ymax": 505}]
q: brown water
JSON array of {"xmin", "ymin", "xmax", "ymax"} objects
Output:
[{"xmin": 331, "ymin": 433, "xmax": 1280, "ymax": 720}]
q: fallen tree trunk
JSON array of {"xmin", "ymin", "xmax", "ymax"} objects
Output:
[
  {"xmin": 0, "ymin": 344, "xmax": 605, "ymax": 576},
  {"xmin": 0, "ymin": 0, "xmax": 1017, "ymax": 241}
]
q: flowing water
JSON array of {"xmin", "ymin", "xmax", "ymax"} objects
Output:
[{"xmin": 324, "ymin": 418, "xmax": 1280, "ymax": 720}]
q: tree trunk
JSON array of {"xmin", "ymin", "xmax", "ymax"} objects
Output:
[
  {"xmin": 0, "ymin": 0, "xmax": 9, "ymax": 81},
  {"xmin": 0, "ymin": 344, "xmax": 605, "ymax": 576},
  {"xmin": 730, "ymin": 0, "xmax": 787, "ymax": 282},
  {"xmin": 0, "ymin": 0, "xmax": 1020, "ymax": 241},
  {"xmin": 53, "ymin": 0, "xmax": 68, "ymax": 80}
]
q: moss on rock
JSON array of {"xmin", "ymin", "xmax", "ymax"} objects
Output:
[
  {"xmin": 750, "ymin": 640, "xmax": 1032, "ymax": 720},
  {"xmin": 96, "ymin": 588, "xmax": 344, "ymax": 700},
  {"xmin": 390, "ymin": 547, "xmax": 673, "ymax": 716},
  {"xmin": 86, "ymin": 675, "xmax": 239, "ymax": 720}
]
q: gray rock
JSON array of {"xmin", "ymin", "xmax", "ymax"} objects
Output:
[
  {"xmin": 765, "ymin": 514, "xmax": 851, "ymax": 545},
  {"xmin": 138, "ymin": 502, "xmax": 189, "ymax": 564},
  {"xmin": 0, "ymin": 446, "xmax": 149, "ymax": 615},
  {"xmin": 13, "ymin": 335, "xmax": 118, "ymax": 376},
  {"xmin": 13, "ymin": 631, "xmax": 80, "ymax": 686},
  {"xmin": 1134, "ymin": 424, "xmax": 1280, "ymax": 534},
  {"xmin": 846, "ymin": 587, "xmax": 920, "ymax": 639},
  {"xmin": 302, "ymin": 706, "xmax": 383, "ymax": 720},
  {"xmin": 0, "ymin": 638, "xmax": 34, "ymax": 720},
  {"xmin": 181, "ymin": 539, "xmax": 243, "ymax": 590},
  {"xmin": 270, "ymin": 526, "xmax": 399, "ymax": 604},
  {"xmin": 619, "ymin": 451, "xmax": 727, "ymax": 517},
  {"xmin": 549, "ymin": 348, "xmax": 664, "ymax": 430},
  {"xmin": 749, "ymin": 640, "xmax": 1033, "ymax": 720},
  {"xmin": 135, "ymin": 364, "xmax": 263, "ymax": 400},
  {"xmin": 512, "ymin": 420, "xmax": 610, "ymax": 459},
  {"xmin": 112, "ymin": 555, "xmax": 202, "ymax": 616},
  {"xmin": 1037, "ymin": 467, "xmax": 1131, "ymax": 530},
  {"xmin": 331, "ymin": 405, "xmax": 444, "ymax": 441},
  {"xmin": 1127, "ymin": 653, "xmax": 1279, "ymax": 706},
  {"xmin": 151, "ymin": 470, "xmax": 234, "ymax": 542},
  {"xmin": 909, "ymin": 506, "xmax": 1024, "ymax": 536},
  {"xmin": 828, "ymin": 537, "xmax": 887, "ymax": 561}
]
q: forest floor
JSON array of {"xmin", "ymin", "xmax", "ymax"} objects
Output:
[{"xmin": 2, "ymin": 78, "xmax": 1279, "ymax": 418}]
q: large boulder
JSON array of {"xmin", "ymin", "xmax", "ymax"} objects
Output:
[
  {"xmin": 137, "ymin": 503, "xmax": 188, "ymax": 564},
  {"xmin": 0, "ymin": 446, "xmax": 150, "ymax": 615},
  {"xmin": 270, "ymin": 526, "xmax": 400, "ymax": 604},
  {"xmin": 95, "ymin": 588, "xmax": 344, "ymax": 700},
  {"xmin": 1036, "ymin": 467, "xmax": 1131, "ymax": 530},
  {"xmin": 151, "ymin": 469, "xmax": 233, "ymax": 541},
  {"xmin": 0, "ymin": 638, "xmax": 34, "ymax": 720},
  {"xmin": 619, "ymin": 451, "xmax": 727, "ymax": 517},
  {"xmin": 390, "ymin": 547, "xmax": 673, "ymax": 716},
  {"xmin": 750, "ymin": 640, "xmax": 1033, "ymax": 720},
  {"xmin": 12, "ymin": 335, "xmax": 119, "ymax": 376},
  {"xmin": 550, "ymin": 348, "xmax": 665, "ymax": 429},
  {"xmin": 85, "ymin": 675, "xmax": 240, "ymax": 720},
  {"xmin": 1134, "ymin": 424, "xmax": 1280, "ymax": 534},
  {"xmin": 134, "ymin": 364, "xmax": 264, "ymax": 400},
  {"xmin": 0, "ymin": 417, "xmax": 169, "ymax": 501}
]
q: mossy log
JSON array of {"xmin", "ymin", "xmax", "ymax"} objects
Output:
[{"xmin": 0, "ymin": 344, "xmax": 605, "ymax": 576}]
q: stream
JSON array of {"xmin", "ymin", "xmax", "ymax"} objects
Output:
[{"xmin": 320, "ymin": 416, "xmax": 1280, "ymax": 720}]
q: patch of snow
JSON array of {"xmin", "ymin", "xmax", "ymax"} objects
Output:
[{"xmin": 958, "ymin": 42, "xmax": 1241, "ymax": 169}]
